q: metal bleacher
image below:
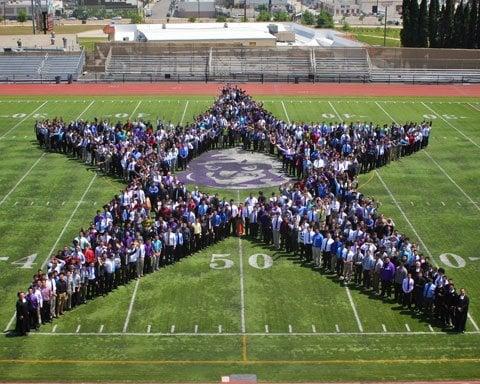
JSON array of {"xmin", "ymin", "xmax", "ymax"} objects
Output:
[
  {"xmin": 101, "ymin": 43, "xmax": 480, "ymax": 84},
  {"xmin": 0, "ymin": 51, "xmax": 85, "ymax": 83}
]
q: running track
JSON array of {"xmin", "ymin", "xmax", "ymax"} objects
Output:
[{"xmin": 1, "ymin": 82, "xmax": 480, "ymax": 96}]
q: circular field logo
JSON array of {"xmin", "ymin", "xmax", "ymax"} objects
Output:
[{"xmin": 177, "ymin": 148, "xmax": 290, "ymax": 189}]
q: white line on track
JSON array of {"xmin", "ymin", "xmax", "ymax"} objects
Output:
[
  {"xmin": 0, "ymin": 153, "xmax": 46, "ymax": 207},
  {"xmin": 424, "ymin": 151, "xmax": 480, "ymax": 213},
  {"xmin": 30, "ymin": 330, "xmax": 480, "ymax": 337},
  {"xmin": 328, "ymin": 101, "xmax": 343, "ymax": 121},
  {"xmin": 345, "ymin": 287, "xmax": 363, "ymax": 332},
  {"xmin": 421, "ymin": 102, "xmax": 480, "ymax": 149},
  {"xmin": 0, "ymin": 101, "xmax": 48, "ymax": 140},
  {"xmin": 180, "ymin": 100, "xmax": 189, "ymax": 125},
  {"xmin": 281, "ymin": 100, "xmax": 291, "ymax": 124},
  {"xmin": 238, "ymin": 237, "xmax": 246, "ymax": 334},
  {"xmin": 123, "ymin": 278, "xmax": 140, "ymax": 333}
]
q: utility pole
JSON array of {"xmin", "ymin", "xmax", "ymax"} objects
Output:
[
  {"xmin": 31, "ymin": 0, "xmax": 36, "ymax": 34},
  {"xmin": 244, "ymin": 0, "xmax": 246, "ymax": 20},
  {"xmin": 383, "ymin": 4, "xmax": 387, "ymax": 46},
  {"xmin": 197, "ymin": 0, "xmax": 200, "ymax": 18}
]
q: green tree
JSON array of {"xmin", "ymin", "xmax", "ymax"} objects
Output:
[
  {"xmin": 417, "ymin": 0, "xmax": 428, "ymax": 46},
  {"xmin": 256, "ymin": 10, "xmax": 271, "ymax": 21},
  {"xmin": 316, "ymin": 10, "xmax": 334, "ymax": 28},
  {"xmin": 188, "ymin": 16, "xmax": 196, "ymax": 22},
  {"xmin": 452, "ymin": 0, "xmax": 465, "ymax": 47},
  {"xmin": 17, "ymin": 9, "xmax": 27, "ymax": 24},
  {"xmin": 443, "ymin": 0, "xmax": 455, "ymax": 47},
  {"xmin": 301, "ymin": 10, "xmax": 315, "ymax": 25},
  {"xmin": 400, "ymin": 0, "xmax": 411, "ymax": 46},
  {"xmin": 428, "ymin": 0, "xmax": 440, "ymax": 47},
  {"xmin": 273, "ymin": 11, "xmax": 289, "ymax": 21},
  {"xmin": 130, "ymin": 12, "xmax": 143, "ymax": 24},
  {"xmin": 409, "ymin": 0, "xmax": 419, "ymax": 45},
  {"xmin": 467, "ymin": 0, "xmax": 478, "ymax": 48}
]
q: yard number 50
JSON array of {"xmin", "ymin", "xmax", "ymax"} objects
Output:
[{"xmin": 210, "ymin": 253, "xmax": 273, "ymax": 270}]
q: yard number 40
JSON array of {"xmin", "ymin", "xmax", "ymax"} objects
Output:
[{"xmin": 210, "ymin": 253, "xmax": 273, "ymax": 270}]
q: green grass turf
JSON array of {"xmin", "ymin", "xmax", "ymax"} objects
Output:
[{"xmin": 0, "ymin": 94, "xmax": 479, "ymax": 382}]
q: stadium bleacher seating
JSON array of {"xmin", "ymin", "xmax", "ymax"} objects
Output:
[{"xmin": 0, "ymin": 51, "xmax": 85, "ymax": 82}]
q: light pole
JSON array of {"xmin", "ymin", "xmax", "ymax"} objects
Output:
[
  {"xmin": 380, "ymin": 1, "xmax": 392, "ymax": 47},
  {"xmin": 31, "ymin": 0, "xmax": 36, "ymax": 34}
]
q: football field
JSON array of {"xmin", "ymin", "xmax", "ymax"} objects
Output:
[{"xmin": 0, "ymin": 93, "xmax": 480, "ymax": 382}]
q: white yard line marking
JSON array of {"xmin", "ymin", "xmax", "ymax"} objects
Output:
[
  {"xmin": 194, "ymin": 325, "xmax": 198, "ymax": 334},
  {"xmin": 281, "ymin": 100, "xmax": 291, "ymax": 124},
  {"xmin": 180, "ymin": 100, "xmax": 189, "ymax": 125},
  {"xmin": 30, "ymin": 330, "xmax": 480, "ymax": 337},
  {"xmin": 147, "ymin": 325, "xmax": 151, "ymax": 333},
  {"xmin": 375, "ymin": 170, "xmax": 436, "ymax": 267},
  {"xmin": 76, "ymin": 324, "xmax": 81, "ymax": 333},
  {"xmin": 328, "ymin": 101, "xmax": 342, "ymax": 121},
  {"xmin": 30, "ymin": 201, "xmax": 34, "ymax": 206},
  {"xmin": 335, "ymin": 324, "xmax": 340, "ymax": 333},
  {"xmin": 218, "ymin": 325, "xmax": 222, "ymax": 334},
  {"xmin": 405, "ymin": 324, "xmax": 411, "ymax": 332},
  {"xmin": 375, "ymin": 101, "xmax": 397, "ymax": 123},
  {"xmin": 467, "ymin": 102, "xmax": 480, "ymax": 112},
  {"xmin": 41, "ymin": 173, "xmax": 97, "ymax": 270},
  {"xmin": 76, "ymin": 100, "xmax": 94, "ymax": 120},
  {"xmin": 0, "ymin": 101, "xmax": 48, "ymax": 140},
  {"xmin": 238, "ymin": 237, "xmax": 246, "ymax": 334},
  {"xmin": 424, "ymin": 151, "xmax": 480, "ymax": 213},
  {"xmin": 468, "ymin": 314, "xmax": 480, "ymax": 332},
  {"xmin": 441, "ymin": 201, "xmax": 446, "ymax": 206},
  {"xmin": 46, "ymin": 201, "xmax": 50, "ymax": 206},
  {"xmin": 13, "ymin": 201, "xmax": 18, "ymax": 206},
  {"xmin": 52, "ymin": 325, "xmax": 57, "ymax": 333},
  {"xmin": 345, "ymin": 287, "xmax": 363, "ymax": 332},
  {"xmin": 170, "ymin": 325, "xmax": 175, "ymax": 334},
  {"xmin": 422, "ymin": 102, "xmax": 480, "ymax": 149},
  {"xmin": 288, "ymin": 325, "xmax": 293, "ymax": 333},
  {"xmin": 382, "ymin": 324, "xmax": 387, "ymax": 332},
  {"xmin": 122, "ymin": 278, "xmax": 140, "ymax": 333},
  {"xmin": 0, "ymin": 153, "xmax": 46, "ymax": 207},
  {"xmin": 311, "ymin": 325, "xmax": 316, "ymax": 333},
  {"xmin": 457, "ymin": 201, "xmax": 462, "ymax": 206},
  {"xmin": 265, "ymin": 325, "xmax": 269, "ymax": 333},
  {"xmin": 410, "ymin": 201, "xmax": 414, "ymax": 206},
  {"xmin": 61, "ymin": 201, "xmax": 65, "ymax": 206},
  {"xmin": 428, "ymin": 325, "xmax": 435, "ymax": 332},
  {"xmin": 99, "ymin": 325, "xmax": 104, "ymax": 333},
  {"xmin": 130, "ymin": 100, "xmax": 142, "ymax": 119}
]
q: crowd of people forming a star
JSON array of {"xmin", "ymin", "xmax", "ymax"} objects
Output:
[{"xmin": 14, "ymin": 85, "xmax": 469, "ymax": 336}]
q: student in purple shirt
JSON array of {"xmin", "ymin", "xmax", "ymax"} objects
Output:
[{"xmin": 380, "ymin": 257, "xmax": 395, "ymax": 298}]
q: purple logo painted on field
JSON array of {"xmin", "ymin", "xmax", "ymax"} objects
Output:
[{"xmin": 177, "ymin": 148, "xmax": 290, "ymax": 189}]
